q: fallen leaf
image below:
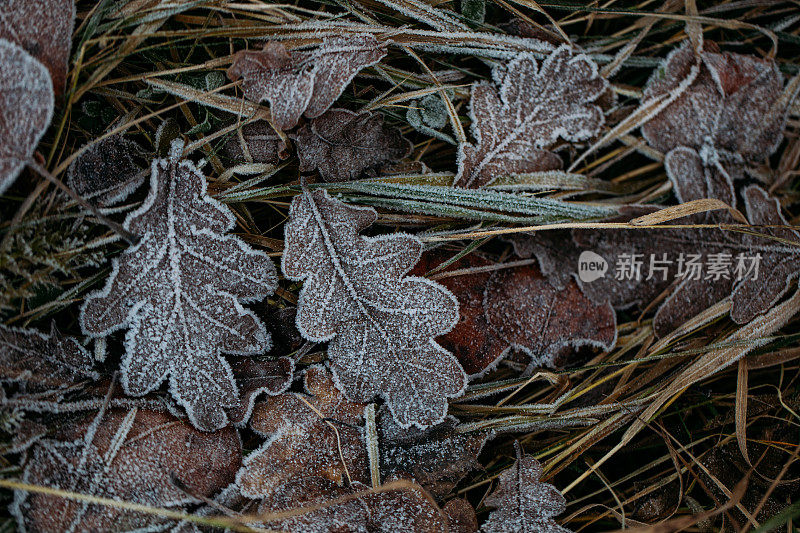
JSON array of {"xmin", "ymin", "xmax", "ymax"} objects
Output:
[
  {"xmin": 378, "ymin": 406, "xmax": 489, "ymax": 499},
  {"xmin": 0, "ymin": 0, "xmax": 74, "ymax": 96},
  {"xmin": 282, "ymin": 189, "xmax": 466, "ymax": 428},
  {"xmin": 236, "ymin": 365, "xmax": 369, "ymax": 500},
  {"xmin": 0, "ymin": 322, "xmax": 98, "ymax": 392},
  {"xmin": 0, "ymin": 38, "xmax": 54, "ymax": 194},
  {"xmin": 227, "ymin": 36, "xmax": 387, "ymax": 130},
  {"xmin": 443, "ymin": 498, "xmax": 479, "ymax": 533},
  {"xmin": 80, "ymin": 141, "xmax": 278, "ymax": 431},
  {"xmin": 291, "ymin": 108, "xmax": 412, "ymax": 182},
  {"xmin": 222, "ymin": 120, "xmax": 287, "ymax": 165},
  {"xmin": 227, "ymin": 356, "xmax": 294, "ymax": 426},
  {"xmin": 455, "ymin": 45, "xmax": 607, "ymax": 188},
  {"xmin": 66, "ymin": 135, "xmax": 146, "ymax": 206},
  {"xmin": 482, "ymin": 452, "xmax": 571, "ymax": 533},
  {"xmin": 12, "ymin": 407, "xmax": 241, "ymax": 531}
]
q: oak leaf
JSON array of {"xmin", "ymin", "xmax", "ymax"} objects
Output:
[
  {"xmin": 282, "ymin": 189, "xmax": 466, "ymax": 429},
  {"xmin": 66, "ymin": 135, "xmax": 146, "ymax": 206},
  {"xmin": 0, "ymin": 38, "xmax": 54, "ymax": 194},
  {"xmin": 227, "ymin": 36, "xmax": 387, "ymax": 130},
  {"xmin": 0, "ymin": 0, "xmax": 74, "ymax": 97},
  {"xmin": 455, "ymin": 45, "xmax": 607, "ymax": 188},
  {"xmin": 79, "ymin": 141, "xmax": 278, "ymax": 431},
  {"xmin": 235, "ymin": 365, "xmax": 369, "ymax": 500},
  {"xmin": 12, "ymin": 408, "xmax": 241, "ymax": 532},
  {"xmin": 291, "ymin": 108, "xmax": 412, "ymax": 182}
]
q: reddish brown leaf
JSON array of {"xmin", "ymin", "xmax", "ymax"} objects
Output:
[
  {"xmin": 227, "ymin": 356, "xmax": 294, "ymax": 426},
  {"xmin": 443, "ymin": 498, "xmax": 478, "ymax": 533},
  {"xmin": 12, "ymin": 408, "xmax": 241, "ymax": 532},
  {"xmin": 291, "ymin": 108, "xmax": 412, "ymax": 182},
  {"xmin": 455, "ymin": 45, "xmax": 607, "ymax": 188},
  {"xmin": 0, "ymin": 0, "xmax": 74, "ymax": 97},
  {"xmin": 66, "ymin": 135, "xmax": 146, "ymax": 206},
  {"xmin": 227, "ymin": 36, "xmax": 387, "ymax": 130},
  {"xmin": 235, "ymin": 365, "xmax": 369, "ymax": 500}
]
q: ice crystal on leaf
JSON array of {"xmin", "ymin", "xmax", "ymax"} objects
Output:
[
  {"xmin": 282, "ymin": 189, "xmax": 466, "ymax": 429},
  {"xmin": 236, "ymin": 365, "xmax": 369, "ymax": 500},
  {"xmin": 227, "ymin": 36, "xmax": 387, "ymax": 130},
  {"xmin": 291, "ymin": 108, "xmax": 412, "ymax": 182},
  {"xmin": 0, "ymin": 0, "xmax": 74, "ymax": 97},
  {"xmin": 66, "ymin": 135, "xmax": 146, "ymax": 206},
  {"xmin": 0, "ymin": 38, "xmax": 54, "ymax": 195},
  {"xmin": 482, "ymin": 452, "xmax": 570, "ymax": 533},
  {"xmin": 12, "ymin": 408, "xmax": 241, "ymax": 532},
  {"xmin": 0, "ymin": 322, "xmax": 98, "ymax": 392},
  {"xmin": 642, "ymin": 42, "xmax": 790, "ymax": 204},
  {"xmin": 79, "ymin": 141, "xmax": 278, "ymax": 432},
  {"xmin": 455, "ymin": 45, "xmax": 607, "ymax": 188}
]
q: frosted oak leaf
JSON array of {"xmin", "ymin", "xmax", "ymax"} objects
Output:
[
  {"xmin": 236, "ymin": 365, "xmax": 369, "ymax": 499},
  {"xmin": 79, "ymin": 141, "xmax": 278, "ymax": 431},
  {"xmin": 227, "ymin": 36, "xmax": 387, "ymax": 130},
  {"xmin": 12, "ymin": 408, "xmax": 241, "ymax": 532},
  {"xmin": 282, "ymin": 189, "xmax": 466, "ymax": 428},
  {"xmin": 291, "ymin": 108, "xmax": 412, "ymax": 182},
  {"xmin": 0, "ymin": 38, "xmax": 54, "ymax": 194},
  {"xmin": 0, "ymin": 0, "xmax": 75, "ymax": 97},
  {"xmin": 455, "ymin": 45, "xmax": 607, "ymax": 188}
]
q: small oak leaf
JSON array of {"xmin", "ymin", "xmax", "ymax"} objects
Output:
[
  {"xmin": 66, "ymin": 135, "xmax": 146, "ymax": 206},
  {"xmin": 227, "ymin": 36, "xmax": 387, "ymax": 130},
  {"xmin": 235, "ymin": 365, "xmax": 369, "ymax": 500},
  {"xmin": 455, "ymin": 45, "xmax": 607, "ymax": 188},
  {"xmin": 0, "ymin": 0, "xmax": 75, "ymax": 97},
  {"xmin": 290, "ymin": 108, "xmax": 412, "ymax": 182},
  {"xmin": 79, "ymin": 141, "xmax": 278, "ymax": 432},
  {"xmin": 12, "ymin": 408, "xmax": 241, "ymax": 532},
  {"xmin": 0, "ymin": 322, "xmax": 98, "ymax": 392},
  {"xmin": 226, "ymin": 356, "xmax": 294, "ymax": 426},
  {"xmin": 482, "ymin": 453, "xmax": 571, "ymax": 533},
  {"xmin": 0, "ymin": 38, "xmax": 54, "ymax": 194},
  {"xmin": 222, "ymin": 120, "xmax": 288, "ymax": 166},
  {"xmin": 282, "ymin": 189, "xmax": 466, "ymax": 429}
]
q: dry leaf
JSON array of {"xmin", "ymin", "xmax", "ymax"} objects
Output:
[
  {"xmin": 0, "ymin": 322, "xmax": 98, "ymax": 392},
  {"xmin": 80, "ymin": 141, "xmax": 278, "ymax": 431},
  {"xmin": 0, "ymin": 0, "xmax": 74, "ymax": 97},
  {"xmin": 291, "ymin": 108, "xmax": 412, "ymax": 182},
  {"xmin": 227, "ymin": 36, "xmax": 387, "ymax": 130},
  {"xmin": 12, "ymin": 408, "xmax": 241, "ymax": 531},
  {"xmin": 0, "ymin": 38, "xmax": 54, "ymax": 194},
  {"xmin": 227, "ymin": 356, "xmax": 294, "ymax": 426},
  {"xmin": 66, "ymin": 135, "xmax": 146, "ymax": 206},
  {"xmin": 482, "ymin": 452, "xmax": 571, "ymax": 533},
  {"xmin": 455, "ymin": 45, "xmax": 607, "ymax": 188},
  {"xmin": 236, "ymin": 365, "xmax": 369, "ymax": 500},
  {"xmin": 378, "ymin": 406, "xmax": 489, "ymax": 499},
  {"xmin": 443, "ymin": 498, "xmax": 479, "ymax": 533},
  {"xmin": 222, "ymin": 120, "xmax": 287, "ymax": 165},
  {"xmin": 282, "ymin": 189, "xmax": 466, "ymax": 429}
]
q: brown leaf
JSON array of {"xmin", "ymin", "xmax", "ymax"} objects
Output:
[
  {"xmin": 227, "ymin": 36, "xmax": 387, "ymax": 130},
  {"xmin": 378, "ymin": 406, "xmax": 489, "ymax": 499},
  {"xmin": 442, "ymin": 498, "xmax": 478, "ymax": 533},
  {"xmin": 12, "ymin": 408, "xmax": 241, "ymax": 532},
  {"xmin": 222, "ymin": 120, "xmax": 288, "ymax": 165},
  {"xmin": 0, "ymin": 38, "xmax": 54, "ymax": 194},
  {"xmin": 0, "ymin": 0, "xmax": 74, "ymax": 97},
  {"xmin": 66, "ymin": 135, "xmax": 146, "ymax": 206},
  {"xmin": 291, "ymin": 108, "xmax": 412, "ymax": 182},
  {"xmin": 235, "ymin": 365, "xmax": 369, "ymax": 500},
  {"xmin": 455, "ymin": 45, "xmax": 607, "ymax": 188},
  {"xmin": 0, "ymin": 322, "xmax": 98, "ymax": 392},
  {"xmin": 482, "ymin": 452, "xmax": 571, "ymax": 533},
  {"xmin": 79, "ymin": 141, "xmax": 278, "ymax": 431},
  {"xmin": 227, "ymin": 356, "xmax": 294, "ymax": 426},
  {"xmin": 282, "ymin": 189, "xmax": 466, "ymax": 429}
]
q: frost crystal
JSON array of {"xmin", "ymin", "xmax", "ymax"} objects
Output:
[
  {"xmin": 455, "ymin": 45, "xmax": 607, "ymax": 188},
  {"xmin": 79, "ymin": 141, "xmax": 278, "ymax": 431},
  {"xmin": 236, "ymin": 365, "xmax": 369, "ymax": 499},
  {"xmin": 0, "ymin": 38, "xmax": 54, "ymax": 194},
  {"xmin": 282, "ymin": 189, "xmax": 466, "ymax": 428},
  {"xmin": 67, "ymin": 135, "xmax": 146, "ymax": 206},
  {"xmin": 291, "ymin": 108, "xmax": 412, "ymax": 182},
  {"xmin": 0, "ymin": 0, "xmax": 74, "ymax": 97},
  {"xmin": 12, "ymin": 408, "xmax": 241, "ymax": 532},
  {"xmin": 227, "ymin": 36, "xmax": 387, "ymax": 130},
  {"xmin": 482, "ymin": 452, "xmax": 571, "ymax": 533}
]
